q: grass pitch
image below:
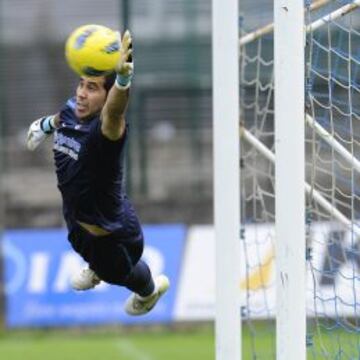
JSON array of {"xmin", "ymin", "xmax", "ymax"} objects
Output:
[
  {"xmin": 0, "ymin": 326, "xmax": 215, "ymax": 360},
  {"xmin": 1, "ymin": 323, "xmax": 359, "ymax": 359}
]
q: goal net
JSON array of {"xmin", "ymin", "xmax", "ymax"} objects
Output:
[{"xmin": 239, "ymin": 1, "xmax": 360, "ymax": 358}]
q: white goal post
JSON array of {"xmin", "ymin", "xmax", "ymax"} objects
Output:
[
  {"xmin": 212, "ymin": 0, "xmax": 241, "ymax": 359},
  {"xmin": 213, "ymin": 0, "xmax": 360, "ymax": 358},
  {"xmin": 274, "ymin": 1, "xmax": 306, "ymax": 359},
  {"xmin": 240, "ymin": 1, "xmax": 360, "ymax": 359}
]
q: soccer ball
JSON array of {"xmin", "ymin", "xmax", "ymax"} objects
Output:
[{"xmin": 65, "ymin": 24, "xmax": 120, "ymax": 77}]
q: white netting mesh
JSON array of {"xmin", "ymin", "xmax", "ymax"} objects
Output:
[
  {"xmin": 306, "ymin": 1, "xmax": 360, "ymax": 358},
  {"xmin": 240, "ymin": 1, "xmax": 360, "ymax": 358}
]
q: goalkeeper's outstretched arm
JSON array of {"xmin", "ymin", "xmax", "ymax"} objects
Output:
[
  {"xmin": 101, "ymin": 30, "xmax": 133, "ymax": 141},
  {"xmin": 26, "ymin": 114, "xmax": 60, "ymax": 151}
]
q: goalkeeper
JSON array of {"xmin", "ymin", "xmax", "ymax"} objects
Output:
[{"xmin": 26, "ymin": 30, "xmax": 169, "ymax": 315}]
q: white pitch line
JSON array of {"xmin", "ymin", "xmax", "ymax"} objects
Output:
[{"xmin": 116, "ymin": 339, "xmax": 154, "ymax": 360}]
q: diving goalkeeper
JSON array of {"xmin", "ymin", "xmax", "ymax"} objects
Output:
[{"xmin": 26, "ymin": 30, "xmax": 169, "ymax": 316}]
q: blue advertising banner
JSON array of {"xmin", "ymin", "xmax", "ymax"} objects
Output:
[{"xmin": 3, "ymin": 224, "xmax": 185, "ymax": 327}]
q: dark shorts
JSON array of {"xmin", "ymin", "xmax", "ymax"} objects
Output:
[{"xmin": 68, "ymin": 224, "xmax": 144, "ymax": 286}]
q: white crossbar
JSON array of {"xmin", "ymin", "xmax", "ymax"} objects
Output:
[{"xmin": 240, "ymin": 0, "xmax": 360, "ymax": 47}]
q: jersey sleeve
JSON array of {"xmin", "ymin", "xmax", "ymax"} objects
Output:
[{"xmin": 59, "ymin": 97, "xmax": 77, "ymax": 126}]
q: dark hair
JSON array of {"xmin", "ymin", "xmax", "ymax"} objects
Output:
[{"xmin": 104, "ymin": 72, "xmax": 116, "ymax": 93}]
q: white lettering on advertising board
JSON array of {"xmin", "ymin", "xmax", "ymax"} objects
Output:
[{"xmin": 174, "ymin": 223, "xmax": 360, "ymax": 321}]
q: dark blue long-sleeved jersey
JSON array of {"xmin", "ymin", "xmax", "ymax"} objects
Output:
[{"xmin": 53, "ymin": 97, "xmax": 141, "ymax": 237}]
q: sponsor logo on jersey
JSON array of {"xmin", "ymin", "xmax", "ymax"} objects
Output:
[{"xmin": 54, "ymin": 132, "xmax": 81, "ymax": 160}]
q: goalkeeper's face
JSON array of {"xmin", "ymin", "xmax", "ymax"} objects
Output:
[{"xmin": 75, "ymin": 76, "xmax": 107, "ymax": 120}]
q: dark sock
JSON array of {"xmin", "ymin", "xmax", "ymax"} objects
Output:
[{"xmin": 124, "ymin": 259, "xmax": 155, "ymax": 297}]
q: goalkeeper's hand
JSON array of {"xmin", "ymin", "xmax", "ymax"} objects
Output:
[
  {"xmin": 26, "ymin": 115, "xmax": 56, "ymax": 151},
  {"xmin": 115, "ymin": 30, "xmax": 133, "ymax": 89}
]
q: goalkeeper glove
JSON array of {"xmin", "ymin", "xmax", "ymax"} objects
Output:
[
  {"xmin": 26, "ymin": 115, "xmax": 56, "ymax": 151},
  {"xmin": 115, "ymin": 30, "xmax": 134, "ymax": 90}
]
